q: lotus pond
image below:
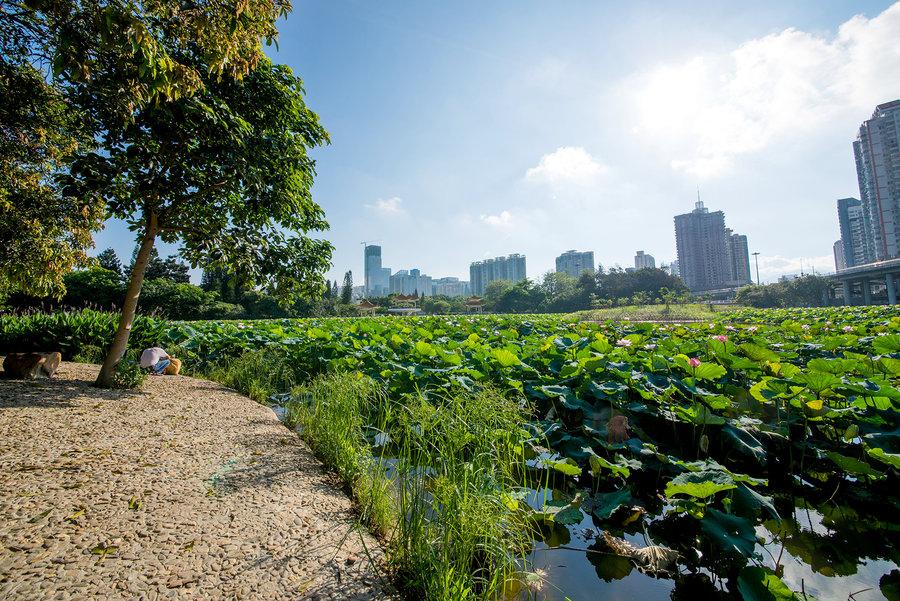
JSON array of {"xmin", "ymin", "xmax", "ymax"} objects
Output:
[{"xmin": 2, "ymin": 306, "xmax": 899, "ymax": 600}]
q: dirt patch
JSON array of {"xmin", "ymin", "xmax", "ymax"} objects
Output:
[{"xmin": 0, "ymin": 362, "xmax": 393, "ymax": 600}]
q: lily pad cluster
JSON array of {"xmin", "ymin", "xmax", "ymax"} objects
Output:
[{"xmin": 3, "ymin": 305, "xmax": 898, "ymax": 598}]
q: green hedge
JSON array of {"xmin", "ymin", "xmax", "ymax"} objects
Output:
[{"xmin": 0, "ymin": 310, "xmax": 171, "ymax": 360}]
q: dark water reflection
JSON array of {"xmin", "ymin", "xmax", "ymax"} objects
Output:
[
  {"xmin": 273, "ymin": 406, "xmax": 897, "ymax": 600},
  {"xmin": 517, "ymin": 488, "xmax": 897, "ymax": 601}
]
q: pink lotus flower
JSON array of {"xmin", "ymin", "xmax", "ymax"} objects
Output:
[
  {"xmin": 843, "ymin": 325, "xmax": 854, "ymax": 333},
  {"xmin": 802, "ymin": 324, "xmax": 810, "ymax": 331},
  {"xmin": 747, "ymin": 326, "xmax": 758, "ymax": 333},
  {"xmin": 644, "ymin": 343, "xmax": 657, "ymax": 350},
  {"xmin": 688, "ymin": 357, "xmax": 702, "ymax": 368},
  {"xmin": 713, "ymin": 335, "xmax": 728, "ymax": 342},
  {"xmin": 616, "ymin": 338, "xmax": 632, "ymax": 347}
]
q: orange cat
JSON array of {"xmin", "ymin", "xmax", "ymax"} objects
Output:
[{"xmin": 163, "ymin": 357, "xmax": 182, "ymax": 375}]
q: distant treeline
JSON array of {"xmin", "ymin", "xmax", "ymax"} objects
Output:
[
  {"xmin": 1, "ymin": 248, "xmax": 836, "ymax": 318},
  {"xmin": 2, "ymin": 251, "xmax": 694, "ymax": 318}
]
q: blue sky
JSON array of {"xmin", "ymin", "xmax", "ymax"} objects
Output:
[{"xmin": 94, "ymin": 0, "xmax": 900, "ymax": 284}]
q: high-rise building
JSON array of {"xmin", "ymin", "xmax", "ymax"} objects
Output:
[
  {"xmin": 724, "ymin": 229, "xmax": 752, "ymax": 286},
  {"xmin": 556, "ymin": 250, "xmax": 595, "ymax": 278},
  {"xmin": 836, "ymin": 197, "xmax": 873, "ymax": 268},
  {"xmin": 634, "ymin": 251, "xmax": 655, "ymax": 270},
  {"xmin": 469, "ymin": 254, "xmax": 527, "ymax": 295},
  {"xmin": 674, "ymin": 200, "xmax": 749, "ymax": 293},
  {"xmin": 390, "ymin": 268, "xmax": 432, "ymax": 297},
  {"xmin": 854, "ymin": 100, "xmax": 900, "ymax": 261},
  {"xmin": 834, "ymin": 240, "xmax": 847, "ymax": 271},
  {"xmin": 432, "ymin": 277, "xmax": 471, "ymax": 298},
  {"xmin": 363, "ymin": 245, "xmax": 391, "ymax": 297}
]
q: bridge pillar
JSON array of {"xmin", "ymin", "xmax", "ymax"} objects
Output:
[
  {"xmin": 888, "ymin": 274, "xmax": 898, "ymax": 305},
  {"xmin": 863, "ymin": 279, "xmax": 872, "ymax": 305},
  {"xmin": 842, "ymin": 280, "xmax": 852, "ymax": 306}
]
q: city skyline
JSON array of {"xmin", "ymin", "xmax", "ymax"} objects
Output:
[
  {"xmin": 675, "ymin": 200, "xmax": 752, "ymax": 293},
  {"xmin": 89, "ymin": 1, "xmax": 900, "ymax": 286},
  {"xmin": 833, "ymin": 100, "xmax": 900, "ymax": 272},
  {"xmin": 556, "ymin": 250, "xmax": 595, "ymax": 278},
  {"xmin": 852, "ymin": 100, "xmax": 900, "ymax": 262}
]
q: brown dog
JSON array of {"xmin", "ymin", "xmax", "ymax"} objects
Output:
[
  {"xmin": 2, "ymin": 352, "xmax": 62, "ymax": 379},
  {"xmin": 163, "ymin": 357, "xmax": 182, "ymax": 376}
]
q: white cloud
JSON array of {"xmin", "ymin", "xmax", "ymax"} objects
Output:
[
  {"xmin": 525, "ymin": 146, "xmax": 609, "ymax": 185},
  {"xmin": 628, "ymin": 2, "xmax": 900, "ymax": 178},
  {"xmin": 479, "ymin": 210, "xmax": 515, "ymax": 230},
  {"xmin": 365, "ymin": 196, "xmax": 406, "ymax": 216}
]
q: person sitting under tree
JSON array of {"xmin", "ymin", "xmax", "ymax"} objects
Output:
[{"xmin": 139, "ymin": 347, "xmax": 180, "ymax": 376}]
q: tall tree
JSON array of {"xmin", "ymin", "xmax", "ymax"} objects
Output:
[
  {"xmin": 96, "ymin": 248, "xmax": 123, "ymax": 277},
  {"xmin": 130, "ymin": 247, "xmax": 190, "ymax": 283},
  {"xmin": 201, "ymin": 267, "xmax": 244, "ymax": 303},
  {"xmin": 61, "ymin": 56, "xmax": 331, "ymax": 386},
  {"xmin": 0, "ymin": 61, "xmax": 103, "ymax": 299},
  {"xmin": 341, "ymin": 271, "xmax": 353, "ymax": 305},
  {"xmin": 1, "ymin": 0, "xmax": 294, "ymax": 300},
  {"xmin": 3, "ymin": 0, "xmax": 291, "ymax": 113}
]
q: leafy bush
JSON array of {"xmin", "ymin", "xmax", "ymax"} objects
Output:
[
  {"xmin": 63, "ymin": 268, "xmax": 125, "ymax": 310},
  {"xmin": 205, "ymin": 348, "xmax": 303, "ymax": 402},
  {"xmin": 3, "ymin": 267, "xmax": 125, "ymax": 311},
  {"xmin": 72, "ymin": 344, "xmax": 104, "ymax": 364},
  {"xmin": 139, "ymin": 279, "xmax": 244, "ymax": 320},
  {"xmin": 108, "ymin": 351, "xmax": 147, "ymax": 389},
  {"xmin": 735, "ymin": 274, "xmax": 833, "ymax": 308},
  {"xmin": 0, "ymin": 310, "xmax": 168, "ymax": 358}
]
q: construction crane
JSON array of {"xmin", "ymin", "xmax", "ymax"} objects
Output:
[{"xmin": 360, "ymin": 240, "xmax": 381, "ymax": 249}]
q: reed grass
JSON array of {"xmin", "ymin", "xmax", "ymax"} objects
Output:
[
  {"xmin": 204, "ymin": 348, "xmax": 301, "ymax": 402},
  {"xmin": 286, "ymin": 373, "xmax": 534, "ymax": 601}
]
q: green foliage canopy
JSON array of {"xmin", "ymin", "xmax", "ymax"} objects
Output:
[
  {"xmin": 64, "ymin": 56, "xmax": 332, "ymax": 303},
  {"xmin": 0, "ymin": 61, "xmax": 103, "ymax": 299}
]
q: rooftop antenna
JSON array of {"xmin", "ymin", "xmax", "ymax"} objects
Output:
[{"xmin": 695, "ymin": 186, "xmax": 705, "ymax": 211}]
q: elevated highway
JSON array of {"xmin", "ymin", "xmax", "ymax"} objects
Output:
[{"xmin": 830, "ymin": 257, "xmax": 900, "ymax": 305}]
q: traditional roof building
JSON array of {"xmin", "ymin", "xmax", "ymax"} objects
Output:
[
  {"xmin": 386, "ymin": 293, "xmax": 422, "ymax": 315},
  {"xmin": 354, "ymin": 299, "xmax": 379, "ymax": 315},
  {"xmin": 464, "ymin": 296, "xmax": 485, "ymax": 313}
]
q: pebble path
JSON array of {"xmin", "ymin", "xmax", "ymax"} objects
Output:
[{"xmin": 0, "ymin": 362, "xmax": 393, "ymax": 600}]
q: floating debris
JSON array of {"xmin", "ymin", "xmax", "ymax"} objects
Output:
[{"xmin": 600, "ymin": 532, "xmax": 678, "ymax": 575}]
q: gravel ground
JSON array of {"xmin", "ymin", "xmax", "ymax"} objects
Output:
[{"xmin": 0, "ymin": 362, "xmax": 394, "ymax": 600}]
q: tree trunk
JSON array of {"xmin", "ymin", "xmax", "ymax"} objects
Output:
[{"xmin": 95, "ymin": 212, "xmax": 158, "ymax": 387}]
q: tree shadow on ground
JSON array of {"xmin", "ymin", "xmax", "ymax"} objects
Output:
[
  {"xmin": 0, "ymin": 375, "xmax": 145, "ymax": 409},
  {"xmin": 219, "ymin": 425, "xmax": 354, "ymax": 505},
  {"xmin": 214, "ymin": 422, "xmax": 397, "ymax": 598},
  {"xmin": 229, "ymin": 529, "xmax": 393, "ymax": 601}
]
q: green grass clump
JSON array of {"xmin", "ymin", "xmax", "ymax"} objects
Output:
[
  {"xmin": 204, "ymin": 348, "xmax": 303, "ymax": 402},
  {"xmin": 107, "ymin": 351, "xmax": 147, "ymax": 389},
  {"xmin": 286, "ymin": 373, "xmax": 533, "ymax": 601},
  {"xmin": 72, "ymin": 344, "xmax": 104, "ymax": 364}
]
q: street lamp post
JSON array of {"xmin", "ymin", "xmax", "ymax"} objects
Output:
[{"xmin": 752, "ymin": 252, "xmax": 760, "ymax": 285}]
